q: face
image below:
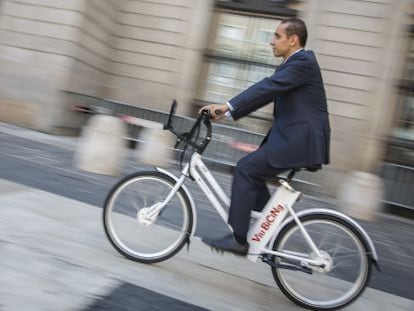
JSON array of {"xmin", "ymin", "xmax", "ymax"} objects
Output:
[{"xmin": 270, "ymin": 23, "xmax": 296, "ymax": 59}]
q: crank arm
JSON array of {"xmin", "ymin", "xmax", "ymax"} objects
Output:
[{"xmin": 261, "ymin": 255, "xmax": 313, "ymax": 274}]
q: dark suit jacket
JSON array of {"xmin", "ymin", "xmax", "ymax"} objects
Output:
[{"xmin": 229, "ymin": 49, "xmax": 330, "ymax": 168}]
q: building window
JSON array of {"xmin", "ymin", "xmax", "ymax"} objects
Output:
[
  {"xmin": 194, "ymin": 0, "xmax": 298, "ymax": 133},
  {"xmin": 387, "ymin": 27, "xmax": 414, "ymax": 166},
  {"xmin": 196, "ymin": 12, "xmax": 286, "ymax": 133}
]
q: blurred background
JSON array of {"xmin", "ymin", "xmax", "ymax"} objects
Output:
[{"xmin": 0, "ymin": 0, "xmax": 413, "ymax": 214}]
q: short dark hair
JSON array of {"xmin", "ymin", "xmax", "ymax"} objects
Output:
[{"xmin": 281, "ymin": 18, "xmax": 308, "ymax": 47}]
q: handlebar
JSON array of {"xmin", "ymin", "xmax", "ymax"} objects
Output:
[{"xmin": 164, "ymin": 100, "xmax": 213, "ymax": 154}]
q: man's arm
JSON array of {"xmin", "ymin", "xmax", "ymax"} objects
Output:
[
  {"xmin": 199, "ymin": 55, "xmax": 312, "ymax": 120},
  {"xmin": 229, "ymin": 59, "xmax": 311, "ymax": 120}
]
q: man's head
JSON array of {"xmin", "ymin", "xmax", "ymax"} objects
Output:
[{"xmin": 270, "ymin": 18, "xmax": 308, "ymax": 59}]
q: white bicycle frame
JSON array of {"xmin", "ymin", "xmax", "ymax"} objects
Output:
[{"xmin": 155, "ymin": 152, "xmax": 330, "ymax": 268}]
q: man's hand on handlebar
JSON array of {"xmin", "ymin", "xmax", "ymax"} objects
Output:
[{"xmin": 198, "ymin": 104, "xmax": 229, "ymax": 121}]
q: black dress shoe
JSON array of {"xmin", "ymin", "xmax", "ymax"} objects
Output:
[{"xmin": 202, "ymin": 234, "xmax": 249, "ymax": 256}]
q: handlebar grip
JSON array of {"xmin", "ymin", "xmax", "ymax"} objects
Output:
[{"xmin": 201, "ymin": 109, "xmax": 223, "ymax": 117}]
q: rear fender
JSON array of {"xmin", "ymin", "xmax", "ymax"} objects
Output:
[{"xmin": 270, "ymin": 208, "xmax": 379, "ymax": 264}]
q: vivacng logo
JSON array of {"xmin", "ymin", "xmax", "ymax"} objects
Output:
[{"xmin": 251, "ymin": 204, "xmax": 285, "ymax": 242}]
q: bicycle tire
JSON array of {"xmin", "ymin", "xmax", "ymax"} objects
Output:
[
  {"xmin": 103, "ymin": 171, "xmax": 193, "ymax": 263},
  {"xmin": 271, "ymin": 213, "xmax": 371, "ymax": 310}
]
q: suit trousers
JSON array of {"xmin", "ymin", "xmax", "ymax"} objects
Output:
[{"xmin": 228, "ymin": 146, "xmax": 287, "ymax": 241}]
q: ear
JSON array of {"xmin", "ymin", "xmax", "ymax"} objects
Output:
[{"xmin": 289, "ymin": 34, "xmax": 299, "ymax": 46}]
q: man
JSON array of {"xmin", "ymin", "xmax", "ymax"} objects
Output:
[{"xmin": 200, "ymin": 18, "xmax": 330, "ymax": 255}]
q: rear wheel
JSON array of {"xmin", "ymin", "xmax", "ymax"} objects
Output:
[
  {"xmin": 271, "ymin": 214, "xmax": 371, "ymax": 310},
  {"xmin": 103, "ymin": 171, "xmax": 193, "ymax": 263}
]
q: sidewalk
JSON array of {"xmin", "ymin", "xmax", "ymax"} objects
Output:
[{"xmin": 0, "ymin": 178, "xmax": 413, "ymax": 311}]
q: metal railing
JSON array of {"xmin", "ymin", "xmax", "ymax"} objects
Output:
[
  {"xmin": 65, "ymin": 91, "xmax": 265, "ymax": 168},
  {"xmin": 66, "ymin": 91, "xmax": 414, "ymax": 208},
  {"xmin": 381, "ymin": 162, "xmax": 414, "ymax": 210}
]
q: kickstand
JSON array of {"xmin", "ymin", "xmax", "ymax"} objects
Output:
[{"xmin": 186, "ymin": 234, "xmax": 191, "ymax": 252}]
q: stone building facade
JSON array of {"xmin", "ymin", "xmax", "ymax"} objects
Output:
[
  {"xmin": 0, "ymin": 0, "xmax": 214, "ymax": 132},
  {"xmin": 0, "ymin": 0, "xmax": 413, "ymax": 203}
]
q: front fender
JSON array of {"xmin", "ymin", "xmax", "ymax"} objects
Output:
[
  {"xmin": 155, "ymin": 167, "xmax": 197, "ymax": 238},
  {"xmin": 271, "ymin": 208, "xmax": 378, "ymax": 264}
]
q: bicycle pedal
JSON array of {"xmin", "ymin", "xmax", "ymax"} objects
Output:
[{"xmin": 210, "ymin": 247, "xmax": 224, "ymax": 254}]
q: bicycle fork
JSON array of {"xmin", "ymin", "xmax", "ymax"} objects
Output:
[{"xmin": 137, "ymin": 168, "xmax": 188, "ymax": 225}]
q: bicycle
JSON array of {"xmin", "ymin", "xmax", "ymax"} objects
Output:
[{"xmin": 103, "ymin": 100, "xmax": 379, "ymax": 310}]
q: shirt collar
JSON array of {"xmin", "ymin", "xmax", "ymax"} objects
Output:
[{"xmin": 282, "ymin": 48, "xmax": 304, "ymax": 65}]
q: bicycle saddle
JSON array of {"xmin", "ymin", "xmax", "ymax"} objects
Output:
[
  {"xmin": 285, "ymin": 164, "xmax": 322, "ymax": 182},
  {"xmin": 303, "ymin": 164, "xmax": 322, "ymax": 172}
]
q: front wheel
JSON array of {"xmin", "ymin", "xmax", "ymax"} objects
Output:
[
  {"xmin": 271, "ymin": 213, "xmax": 371, "ymax": 310},
  {"xmin": 103, "ymin": 171, "xmax": 193, "ymax": 263}
]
